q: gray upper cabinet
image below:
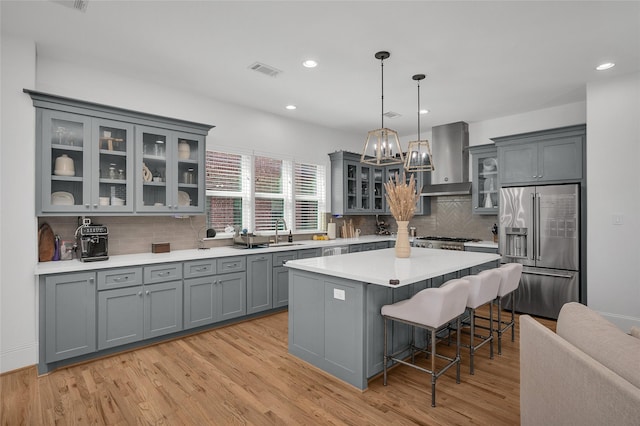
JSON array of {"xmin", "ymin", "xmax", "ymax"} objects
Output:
[
  {"xmin": 45, "ymin": 272, "xmax": 97, "ymax": 362},
  {"xmin": 469, "ymin": 144, "xmax": 498, "ymax": 214},
  {"xmin": 493, "ymin": 125, "xmax": 585, "ymax": 186},
  {"xmin": 329, "ymin": 151, "xmax": 386, "ymax": 215},
  {"xmin": 385, "ymin": 165, "xmax": 430, "ymax": 216},
  {"xmin": 26, "ymin": 90, "xmax": 213, "ymax": 216},
  {"xmin": 135, "ymin": 126, "xmax": 205, "ymax": 214},
  {"xmin": 247, "ymin": 253, "xmax": 273, "ymax": 314},
  {"xmin": 330, "ymin": 151, "xmax": 429, "ymax": 216}
]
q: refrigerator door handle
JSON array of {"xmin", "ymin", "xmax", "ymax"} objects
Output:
[
  {"xmin": 531, "ymin": 192, "xmax": 536, "ymax": 261},
  {"xmin": 523, "ymin": 270, "xmax": 574, "ymax": 279},
  {"xmin": 536, "ymin": 192, "xmax": 541, "ymax": 261}
]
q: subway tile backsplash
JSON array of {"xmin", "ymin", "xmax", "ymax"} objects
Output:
[{"xmin": 39, "ymin": 195, "xmax": 497, "ymax": 257}]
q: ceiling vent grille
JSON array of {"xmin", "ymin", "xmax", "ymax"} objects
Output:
[
  {"xmin": 249, "ymin": 62, "xmax": 282, "ymax": 78},
  {"xmin": 383, "ymin": 111, "xmax": 402, "ymax": 119},
  {"xmin": 51, "ymin": 0, "xmax": 89, "ymax": 12}
]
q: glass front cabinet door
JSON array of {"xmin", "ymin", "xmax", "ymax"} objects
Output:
[
  {"xmin": 469, "ymin": 144, "xmax": 498, "ymax": 214},
  {"xmin": 136, "ymin": 126, "xmax": 204, "ymax": 213},
  {"xmin": 40, "ymin": 111, "xmax": 134, "ymax": 214}
]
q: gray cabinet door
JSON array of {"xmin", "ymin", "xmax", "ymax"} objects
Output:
[
  {"xmin": 469, "ymin": 144, "xmax": 499, "ymax": 215},
  {"xmin": 538, "ymin": 136, "xmax": 583, "ymax": 182},
  {"xmin": 273, "ymin": 251, "xmax": 298, "ymax": 308},
  {"xmin": 246, "ymin": 254, "xmax": 273, "ymax": 314},
  {"xmin": 184, "ymin": 276, "xmax": 216, "ymax": 329},
  {"xmin": 499, "ymin": 143, "xmax": 537, "ymax": 185},
  {"xmin": 144, "ymin": 280, "xmax": 183, "ymax": 338},
  {"xmin": 298, "ymin": 248, "xmax": 321, "ymax": 259},
  {"xmin": 217, "ymin": 271, "xmax": 247, "ymax": 321},
  {"xmin": 98, "ymin": 286, "xmax": 144, "ymax": 350},
  {"xmin": 45, "ymin": 272, "xmax": 96, "ymax": 362}
]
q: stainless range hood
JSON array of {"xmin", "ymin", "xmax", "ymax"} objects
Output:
[{"xmin": 420, "ymin": 121, "xmax": 472, "ymax": 196}]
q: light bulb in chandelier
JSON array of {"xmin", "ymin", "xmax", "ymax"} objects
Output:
[{"xmin": 405, "ymin": 73, "xmax": 435, "ymax": 172}]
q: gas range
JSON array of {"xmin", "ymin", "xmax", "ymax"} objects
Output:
[{"xmin": 412, "ymin": 236, "xmax": 480, "ymax": 251}]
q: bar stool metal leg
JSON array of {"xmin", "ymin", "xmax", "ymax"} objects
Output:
[{"xmin": 383, "ymin": 317, "xmax": 388, "ymax": 386}]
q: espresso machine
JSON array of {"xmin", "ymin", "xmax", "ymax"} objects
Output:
[{"xmin": 76, "ymin": 218, "xmax": 109, "ymax": 262}]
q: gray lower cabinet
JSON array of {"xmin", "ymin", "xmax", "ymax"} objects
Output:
[
  {"xmin": 45, "ymin": 272, "xmax": 96, "ymax": 362},
  {"xmin": 298, "ymin": 248, "xmax": 321, "ymax": 259},
  {"xmin": 273, "ymin": 251, "xmax": 298, "ymax": 308},
  {"xmin": 465, "ymin": 245, "xmax": 500, "ymax": 275},
  {"xmin": 183, "ymin": 271, "xmax": 246, "ymax": 329},
  {"xmin": 98, "ymin": 264, "xmax": 182, "ymax": 350},
  {"xmin": 247, "ymin": 253, "xmax": 273, "ymax": 314}
]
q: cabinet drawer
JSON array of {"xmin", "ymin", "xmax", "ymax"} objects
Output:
[
  {"xmin": 144, "ymin": 263, "xmax": 183, "ymax": 284},
  {"xmin": 273, "ymin": 251, "xmax": 298, "ymax": 266},
  {"xmin": 183, "ymin": 259, "xmax": 216, "ymax": 279},
  {"xmin": 217, "ymin": 256, "xmax": 246, "ymax": 273},
  {"xmin": 97, "ymin": 267, "xmax": 143, "ymax": 290}
]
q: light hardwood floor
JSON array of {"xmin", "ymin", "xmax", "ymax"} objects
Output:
[{"xmin": 1, "ymin": 309, "xmax": 555, "ymax": 425}]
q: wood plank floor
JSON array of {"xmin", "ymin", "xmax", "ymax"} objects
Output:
[{"xmin": 1, "ymin": 309, "xmax": 555, "ymax": 425}]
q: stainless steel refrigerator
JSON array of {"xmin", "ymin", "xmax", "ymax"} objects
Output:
[{"xmin": 499, "ymin": 184, "xmax": 580, "ymax": 319}]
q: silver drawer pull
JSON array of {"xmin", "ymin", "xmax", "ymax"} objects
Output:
[
  {"xmin": 138, "ymin": 291, "xmax": 143, "ymax": 297},
  {"xmin": 226, "ymin": 263, "xmax": 237, "ymax": 268},
  {"xmin": 195, "ymin": 266, "xmax": 209, "ymax": 272},
  {"xmin": 114, "ymin": 276, "xmax": 128, "ymax": 282},
  {"xmin": 158, "ymin": 271, "xmax": 170, "ymax": 276}
]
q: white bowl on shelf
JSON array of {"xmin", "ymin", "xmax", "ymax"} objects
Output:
[{"xmin": 99, "ymin": 197, "xmax": 110, "ymax": 206}]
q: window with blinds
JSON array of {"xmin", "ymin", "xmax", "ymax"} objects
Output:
[{"xmin": 206, "ymin": 150, "xmax": 325, "ymax": 234}]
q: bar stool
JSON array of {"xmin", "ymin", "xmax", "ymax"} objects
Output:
[
  {"xmin": 447, "ymin": 269, "xmax": 502, "ymax": 374},
  {"xmin": 382, "ymin": 278, "xmax": 470, "ymax": 407},
  {"xmin": 495, "ymin": 263, "xmax": 523, "ymax": 354}
]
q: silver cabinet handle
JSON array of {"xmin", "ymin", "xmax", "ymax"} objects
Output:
[
  {"xmin": 93, "ymin": 204, "xmax": 98, "ymax": 208},
  {"xmin": 114, "ymin": 276, "xmax": 128, "ymax": 282},
  {"xmin": 145, "ymin": 290, "xmax": 150, "ymax": 295},
  {"xmin": 138, "ymin": 291, "xmax": 143, "ymax": 296},
  {"xmin": 85, "ymin": 204, "xmax": 90, "ymax": 208},
  {"xmin": 89, "ymin": 277, "xmax": 94, "ymax": 282},
  {"xmin": 158, "ymin": 271, "xmax": 170, "ymax": 276},
  {"xmin": 195, "ymin": 266, "xmax": 208, "ymax": 272}
]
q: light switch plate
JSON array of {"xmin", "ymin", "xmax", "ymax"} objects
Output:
[
  {"xmin": 612, "ymin": 214, "xmax": 624, "ymax": 225},
  {"xmin": 333, "ymin": 288, "xmax": 345, "ymax": 301}
]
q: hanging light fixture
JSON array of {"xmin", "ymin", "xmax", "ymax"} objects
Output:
[
  {"xmin": 361, "ymin": 51, "xmax": 404, "ymax": 166},
  {"xmin": 404, "ymin": 74, "xmax": 434, "ymax": 172}
]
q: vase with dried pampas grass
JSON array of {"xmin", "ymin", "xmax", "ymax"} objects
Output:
[{"xmin": 384, "ymin": 171, "xmax": 420, "ymax": 258}]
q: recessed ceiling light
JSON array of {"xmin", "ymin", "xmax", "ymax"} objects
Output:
[
  {"xmin": 419, "ymin": 109, "xmax": 429, "ymax": 115},
  {"xmin": 285, "ymin": 105, "xmax": 297, "ymax": 110},
  {"xmin": 596, "ymin": 62, "xmax": 615, "ymax": 71},
  {"xmin": 302, "ymin": 59, "xmax": 318, "ymax": 68}
]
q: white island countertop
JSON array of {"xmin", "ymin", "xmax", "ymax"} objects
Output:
[{"xmin": 285, "ymin": 247, "xmax": 501, "ymax": 288}]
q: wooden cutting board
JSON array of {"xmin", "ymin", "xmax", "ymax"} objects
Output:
[{"xmin": 38, "ymin": 222, "xmax": 55, "ymax": 262}]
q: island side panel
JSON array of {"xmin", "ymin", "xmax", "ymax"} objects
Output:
[{"xmin": 288, "ymin": 269, "xmax": 368, "ymax": 390}]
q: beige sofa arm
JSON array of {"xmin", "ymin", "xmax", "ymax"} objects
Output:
[{"xmin": 520, "ymin": 315, "xmax": 640, "ymax": 426}]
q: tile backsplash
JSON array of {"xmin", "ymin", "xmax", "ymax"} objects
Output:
[{"xmin": 40, "ymin": 195, "xmax": 497, "ymax": 257}]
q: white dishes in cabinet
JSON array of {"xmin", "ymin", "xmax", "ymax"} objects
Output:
[
  {"xmin": 51, "ymin": 191, "xmax": 74, "ymax": 205},
  {"xmin": 178, "ymin": 191, "xmax": 191, "ymax": 206}
]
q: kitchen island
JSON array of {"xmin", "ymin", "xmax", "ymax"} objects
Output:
[{"xmin": 285, "ymin": 247, "xmax": 501, "ymax": 389}]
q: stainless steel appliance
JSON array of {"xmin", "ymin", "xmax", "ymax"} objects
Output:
[
  {"xmin": 499, "ymin": 184, "xmax": 580, "ymax": 319},
  {"xmin": 77, "ymin": 225, "xmax": 109, "ymax": 262},
  {"xmin": 412, "ymin": 236, "xmax": 480, "ymax": 251}
]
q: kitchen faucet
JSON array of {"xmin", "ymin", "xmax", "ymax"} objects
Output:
[{"xmin": 275, "ymin": 218, "xmax": 287, "ymax": 243}]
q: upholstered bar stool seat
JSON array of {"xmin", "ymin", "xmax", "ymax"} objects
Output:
[{"xmin": 381, "ymin": 278, "xmax": 470, "ymax": 407}]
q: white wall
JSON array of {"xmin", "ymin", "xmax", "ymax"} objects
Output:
[
  {"xmin": 586, "ymin": 72, "xmax": 640, "ymax": 330},
  {"xmin": 0, "ymin": 35, "xmax": 38, "ymax": 372}
]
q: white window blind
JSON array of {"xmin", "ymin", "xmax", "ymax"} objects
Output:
[
  {"xmin": 206, "ymin": 150, "xmax": 325, "ymax": 234},
  {"xmin": 294, "ymin": 162, "xmax": 326, "ymax": 231}
]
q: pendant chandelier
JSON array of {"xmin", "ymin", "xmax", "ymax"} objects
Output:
[
  {"xmin": 404, "ymin": 74, "xmax": 435, "ymax": 172},
  {"xmin": 360, "ymin": 51, "xmax": 404, "ymax": 166}
]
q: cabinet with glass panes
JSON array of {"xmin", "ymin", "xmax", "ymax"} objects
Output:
[{"xmin": 27, "ymin": 90, "xmax": 213, "ymax": 216}]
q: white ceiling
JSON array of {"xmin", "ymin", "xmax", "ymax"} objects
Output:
[{"xmin": 2, "ymin": 1, "xmax": 639, "ymax": 137}]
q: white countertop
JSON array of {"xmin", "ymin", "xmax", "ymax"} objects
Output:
[
  {"xmin": 34, "ymin": 235, "xmax": 395, "ymax": 275},
  {"xmin": 285, "ymin": 247, "xmax": 501, "ymax": 287},
  {"xmin": 464, "ymin": 240, "xmax": 499, "ymax": 249}
]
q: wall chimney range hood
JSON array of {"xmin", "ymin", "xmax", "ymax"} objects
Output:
[{"xmin": 420, "ymin": 121, "xmax": 472, "ymax": 196}]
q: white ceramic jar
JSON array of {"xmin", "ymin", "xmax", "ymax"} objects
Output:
[
  {"xmin": 178, "ymin": 141, "xmax": 190, "ymax": 159},
  {"xmin": 54, "ymin": 154, "xmax": 75, "ymax": 176}
]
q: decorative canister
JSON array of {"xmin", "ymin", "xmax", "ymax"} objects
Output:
[
  {"xmin": 54, "ymin": 154, "xmax": 75, "ymax": 176},
  {"xmin": 178, "ymin": 141, "xmax": 191, "ymax": 160}
]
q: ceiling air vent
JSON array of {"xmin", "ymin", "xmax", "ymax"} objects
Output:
[
  {"xmin": 51, "ymin": 0, "xmax": 89, "ymax": 12},
  {"xmin": 383, "ymin": 111, "xmax": 402, "ymax": 119},
  {"xmin": 248, "ymin": 62, "xmax": 282, "ymax": 78}
]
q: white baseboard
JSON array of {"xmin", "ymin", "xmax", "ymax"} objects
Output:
[{"xmin": 0, "ymin": 342, "xmax": 37, "ymax": 374}]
